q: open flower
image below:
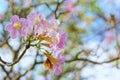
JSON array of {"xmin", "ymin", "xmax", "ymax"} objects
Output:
[
  {"xmin": 27, "ymin": 13, "xmax": 48, "ymax": 35},
  {"xmin": 5, "ymin": 15, "xmax": 28, "ymax": 38},
  {"xmin": 44, "ymin": 51, "xmax": 66, "ymax": 75},
  {"xmin": 27, "ymin": 13, "xmax": 45, "ymax": 25},
  {"xmin": 50, "ymin": 52, "xmax": 66, "ymax": 75}
]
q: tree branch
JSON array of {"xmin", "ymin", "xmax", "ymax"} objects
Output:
[
  {"xmin": 0, "ymin": 64, "xmax": 11, "ymax": 80},
  {"xmin": 15, "ymin": 50, "xmax": 42, "ymax": 80},
  {"xmin": 54, "ymin": 0, "xmax": 65, "ymax": 19},
  {"xmin": 10, "ymin": 0, "xmax": 14, "ymax": 15},
  {"xmin": 66, "ymin": 56, "xmax": 120, "ymax": 64},
  {"xmin": 0, "ymin": 45, "xmax": 30, "ymax": 66}
]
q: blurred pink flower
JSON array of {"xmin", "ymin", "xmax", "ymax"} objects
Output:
[
  {"xmin": 50, "ymin": 52, "xmax": 66, "ymax": 75},
  {"xmin": 65, "ymin": 1, "xmax": 76, "ymax": 13},
  {"xmin": 50, "ymin": 33, "xmax": 67, "ymax": 51},
  {"xmin": 63, "ymin": 1, "xmax": 76, "ymax": 20},
  {"xmin": 57, "ymin": 33, "xmax": 68, "ymax": 49},
  {"xmin": 5, "ymin": 15, "xmax": 28, "ymax": 38},
  {"xmin": 104, "ymin": 30, "xmax": 115, "ymax": 43},
  {"xmin": 49, "ymin": 13, "xmax": 55, "ymax": 19},
  {"xmin": 45, "ymin": 19, "xmax": 60, "ymax": 40},
  {"xmin": 27, "ymin": 13, "xmax": 48, "ymax": 35},
  {"xmin": 27, "ymin": 13, "xmax": 45, "ymax": 25}
]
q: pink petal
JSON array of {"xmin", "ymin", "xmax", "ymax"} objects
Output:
[
  {"xmin": 10, "ymin": 15, "xmax": 19, "ymax": 23},
  {"xmin": 57, "ymin": 41, "xmax": 64, "ymax": 49},
  {"xmin": 57, "ymin": 53, "xmax": 66, "ymax": 64},
  {"xmin": 38, "ymin": 13, "xmax": 45, "ymax": 20},
  {"xmin": 5, "ymin": 24, "xmax": 12, "ymax": 31},
  {"xmin": 59, "ymin": 57, "xmax": 66, "ymax": 64},
  {"xmin": 20, "ymin": 18, "xmax": 28, "ymax": 30},
  {"xmin": 55, "ymin": 65, "xmax": 62, "ymax": 75},
  {"xmin": 61, "ymin": 33, "xmax": 68, "ymax": 41},
  {"xmin": 57, "ymin": 33, "xmax": 67, "ymax": 49},
  {"xmin": 50, "ymin": 64, "xmax": 62, "ymax": 75},
  {"xmin": 18, "ymin": 29, "xmax": 25, "ymax": 36},
  {"xmin": 10, "ymin": 29, "xmax": 17, "ymax": 39},
  {"xmin": 27, "ymin": 13, "xmax": 35, "ymax": 19}
]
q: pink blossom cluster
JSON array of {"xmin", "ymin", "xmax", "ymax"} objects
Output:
[
  {"xmin": 62, "ymin": 0, "xmax": 77, "ymax": 20},
  {"xmin": 65, "ymin": 0, "xmax": 76, "ymax": 13},
  {"xmin": 5, "ymin": 13, "xmax": 67, "ymax": 75}
]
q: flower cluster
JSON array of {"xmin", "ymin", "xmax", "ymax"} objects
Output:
[{"xmin": 5, "ymin": 13, "xmax": 67, "ymax": 75}]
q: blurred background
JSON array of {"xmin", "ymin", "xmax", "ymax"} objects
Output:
[{"xmin": 0, "ymin": 0, "xmax": 120, "ymax": 80}]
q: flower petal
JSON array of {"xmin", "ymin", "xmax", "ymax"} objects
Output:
[
  {"xmin": 5, "ymin": 23, "xmax": 13, "ymax": 31},
  {"xmin": 10, "ymin": 28, "xmax": 17, "ymax": 39},
  {"xmin": 10, "ymin": 15, "xmax": 19, "ymax": 23},
  {"xmin": 57, "ymin": 33, "xmax": 67, "ymax": 49}
]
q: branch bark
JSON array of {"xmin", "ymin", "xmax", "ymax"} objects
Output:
[{"xmin": 0, "ymin": 45, "xmax": 30, "ymax": 66}]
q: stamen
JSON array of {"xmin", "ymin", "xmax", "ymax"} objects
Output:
[
  {"xmin": 34, "ymin": 17, "xmax": 40, "ymax": 23},
  {"xmin": 13, "ymin": 22, "xmax": 21, "ymax": 29}
]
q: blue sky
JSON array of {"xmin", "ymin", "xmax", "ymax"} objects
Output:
[{"xmin": 0, "ymin": 0, "xmax": 8, "ymax": 14}]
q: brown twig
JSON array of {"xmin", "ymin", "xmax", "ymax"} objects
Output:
[
  {"xmin": 54, "ymin": 0, "xmax": 65, "ymax": 19},
  {"xmin": 15, "ymin": 50, "xmax": 43, "ymax": 80},
  {"xmin": 0, "ymin": 37, "xmax": 10, "ymax": 47},
  {"xmin": 0, "ymin": 64, "xmax": 11, "ymax": 80},
  {"xmin": 10, "ymin": 0, "xmax": 14, "ymax": 15},
  {"xmin": 110, "ymin": 14, "xmax": 120, "ymax": 68},
  {"xmin": 66, "ymin": 56, "xmax": 120, "ymax": 64}
]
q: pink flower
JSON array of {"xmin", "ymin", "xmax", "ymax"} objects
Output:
[
  {"xmin": 104, "ymin": 30, "xmax": 115, "ymax": 43},
  {"xmin": 57, "ymin": 33, "xmax": 68, "ymax": 49},
  {"xmin": 27, "ymin": 13, "xmax": 48, "ymax": 35},
  {"xmin": 49, "ymin": 33, "xmax": 67, "ymax": 51},
  {"xmin": 63, "ymin": 1, "xmax": 77, "ymax": 20},
  {"xmin": 5, "ymin": 15, "xmax": 28, "ymax": 39},
  {"xmin": 27, "ymin": 13, "xmax": 45, "ymax": 25},
  {"xmin": 41, "ymin": 18, "xmax": 60, "ymax": 35},
  {"xmin": 65, "ymin": 1, "xmax": 76, "ymax": 13},
  {"xmin": 50, "ymin": 52, "xmax": 66, "ymax": 75},
  {"xmin": 45, "ymin": 19, "xmax": 60, "ymax": 42}
]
